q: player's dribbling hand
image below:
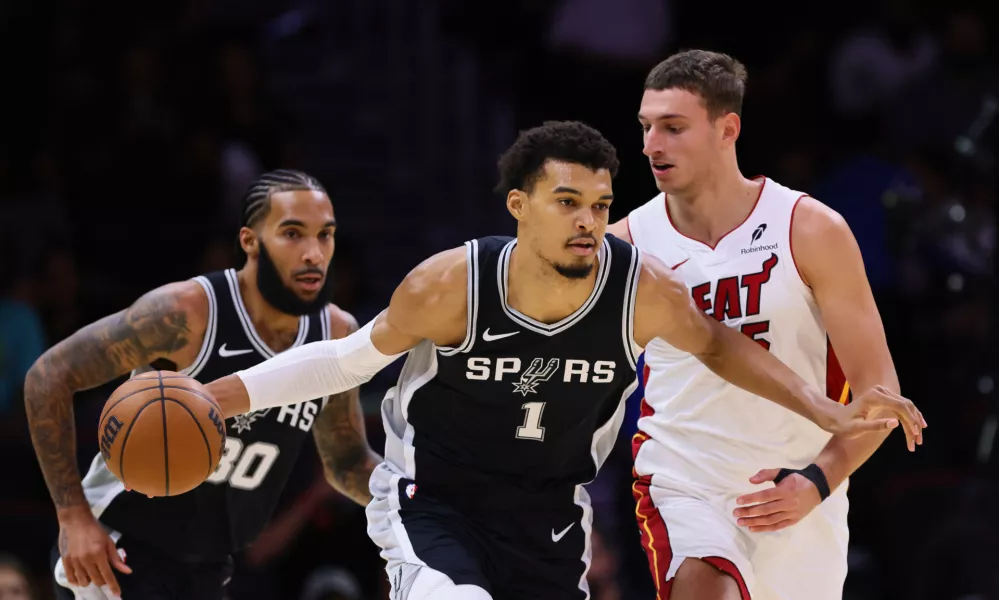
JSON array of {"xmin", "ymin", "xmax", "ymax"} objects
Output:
[
  {"xmin": 733, "ymin": 468, "xmax": 820, "ymax": 533},
  {"xmin": 58, "ymin": 508, "xmax": 132, "ymax": 595},
  {"xmin": 825, "ymin": 385, "xmax": 926, "ymax": 451}
]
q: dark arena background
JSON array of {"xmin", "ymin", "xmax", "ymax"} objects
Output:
[{"xmin": 0, "ymin": 0, "xmax": 996, "ymax": 598}]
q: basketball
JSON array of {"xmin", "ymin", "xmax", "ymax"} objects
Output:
[{"xmin": 98, "ymin": 370, "xmax": 226, "ymax": 497}]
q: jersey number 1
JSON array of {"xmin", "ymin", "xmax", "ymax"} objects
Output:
[
  {"xmin": 206, "ymin": 438, "xmax": 280, "ymax": 490},
  {"xmin": 517, "ymin": 402, "xmax": 546, "ymax": 441}
]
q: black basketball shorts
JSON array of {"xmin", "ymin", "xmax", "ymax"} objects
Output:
[{"xmin": 366, "ymin": 464, "xmax": 593, "ymax": 600}]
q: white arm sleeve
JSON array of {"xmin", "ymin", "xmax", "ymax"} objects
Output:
[{"xmin": 235, "ymin": 318, "xmax": 407, "ymax": 412}]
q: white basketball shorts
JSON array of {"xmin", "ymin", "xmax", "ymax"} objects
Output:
[{"xmin": 632, "ymin": 475, "xmax": 849, "ymax": 600}]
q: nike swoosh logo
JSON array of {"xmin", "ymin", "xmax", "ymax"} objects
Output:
[
  {"xmin": 482, "ymin": 328, "xmax": 519, "ymax": 342},
  {"xmin": 551, "ymin": 522, "xmax": 575, "ymax": 543},
  {"xmin": 218, "ymin": 343, "xmax": 254, "ymax": 358}
]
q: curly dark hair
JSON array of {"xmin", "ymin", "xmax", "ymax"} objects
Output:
[
  {"xmin": 495, "ymin": 120, "xmax": 619, "ymax": 195},
  {"xmin": 644, "ymin": 49, "xmax": 747, "ymax": 119}
]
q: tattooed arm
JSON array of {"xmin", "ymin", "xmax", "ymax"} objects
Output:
[
  {"xmin": 25, "ymin": 280, "xmax": 207, "ymax": 592},
  {"xmin": 24, "ymin": 281, "xmax": 207, "ymax": 515},
  {"xmin": 311, "ymin": 308, "xmax": 383, "ymax": 505}
]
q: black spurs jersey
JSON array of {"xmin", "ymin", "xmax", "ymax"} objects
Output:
[
  {"xmin": 379, "ymin": 235, "xmax": 642, "ymax": 509},
  {"xmin": 80, "ymin": 269, "xmax": 331, "ymax": 559}
]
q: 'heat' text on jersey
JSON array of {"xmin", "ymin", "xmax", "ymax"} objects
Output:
[{"xmin": 690, "ymin": 253, "xmax": 778, "ymax": 350}]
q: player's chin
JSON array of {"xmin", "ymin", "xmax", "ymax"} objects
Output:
[
  {"xmin": 553, "ymin": 256, "xmax": 594, "ymax": 280},
  {"xmin": 653, "ymin": 177, "xmax": 683, "ymax": 194},
  {"xmin": 651, "ymin": 167, "xmax": 683, "ymax": 192}
]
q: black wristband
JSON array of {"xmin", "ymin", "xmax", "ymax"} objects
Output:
[{"xmin": 774, "ymin": 463, "xmax": 831, "ymax": 501}]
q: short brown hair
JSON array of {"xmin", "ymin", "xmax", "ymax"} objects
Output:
[{"xmin": 644, "ymin": 49, "xmax": 747, "ymax": 119}]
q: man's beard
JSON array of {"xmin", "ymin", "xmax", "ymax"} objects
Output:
[
  {"xmin": 552, "ymin": 261, "xmax": 594, "ymax": 280},
  {"xmin": 256, "ymin": 242, "xmax": 335, "ymax": 316},
  {"xmin": 550, "ymin": 233, "xmax": 597, "ymax": 280}
]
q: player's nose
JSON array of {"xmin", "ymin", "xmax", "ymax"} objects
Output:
[
  {"xmin": 642, "ymin": 128, "xmax": 664, "ymax": 158},
  {"xmin": 301, "ymin": 241, "xmax": 324, "ymax": 265},
  {"xmin": 575, "ymin": 209, "xmax": 596, "ymax": 231}
]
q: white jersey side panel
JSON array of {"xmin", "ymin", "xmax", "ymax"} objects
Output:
[{"xmin": 629, "ymin": 177, "xmax": 850, "ymax": 494}]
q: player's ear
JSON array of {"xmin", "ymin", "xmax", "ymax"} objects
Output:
[
  {"xmin": 238, "ymin": 227, "xmax": 259, "ymax": 257},
  {"xmin": 719, "ymin": 112, "xmax": 741, "ymax": 147},
  {"xmin": 506, "ymin": 189, "xmax": 527, "ymax": 221}
]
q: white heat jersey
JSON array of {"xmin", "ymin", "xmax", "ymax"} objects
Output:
[{"xmin": 629, "ymin": 177, "xmax": 850, "ymax": 494}]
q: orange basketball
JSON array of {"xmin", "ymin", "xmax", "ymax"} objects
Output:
[{"xmin": 98, "ymin": 370, "xmax": 226, "ymax": 497}]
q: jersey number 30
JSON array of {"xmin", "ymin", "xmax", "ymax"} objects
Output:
[{"xmin": 206, "ymin": 438, "xmax": 280, "ymax": 490}]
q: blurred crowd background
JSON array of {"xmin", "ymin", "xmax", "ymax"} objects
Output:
[{"xmin": 0, "ymin": 0, "xmax": 996, "ymax": 598}]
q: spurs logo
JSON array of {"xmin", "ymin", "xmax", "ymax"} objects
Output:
[
  {"xmin": 512, "ymin": 358, "xmax": 560, "ymax": 397},
  {"xmin": 231, "ymin": 408, "xmax": 273, "ymax": 433}
]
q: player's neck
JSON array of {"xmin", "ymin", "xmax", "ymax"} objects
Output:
[
  {"xmin": 507, "ymin": 244, "xmax": 597, "ymax": 325},
  {"xmin": 666, "ymin": 167, "xmax": 763, "ymax": 247},
  {"xmin": 236, "ymin": 267, "xmax": 301, "ymax": 350}
]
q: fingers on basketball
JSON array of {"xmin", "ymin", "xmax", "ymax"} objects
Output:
[{"xmin": 98, "ymin": 370, "xmax": 227, "ymax": 498}]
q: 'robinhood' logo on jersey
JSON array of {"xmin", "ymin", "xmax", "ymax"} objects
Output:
[
  {"xmin": 742, "ymin": 223, "xmax": 778, "ymax": 254},
  {"xmin": 512, "ymin": 358, "xmax": 560, "ymax": 396}
]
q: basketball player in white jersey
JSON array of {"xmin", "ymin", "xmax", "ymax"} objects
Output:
[{"xmin": 606, "ymin": 50, "xmax": 927, "ymax": 600}]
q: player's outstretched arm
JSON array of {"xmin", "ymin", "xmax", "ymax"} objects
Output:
[
  {"xmin": 312, "ymin": 307, "xmax": 383, "ymax": 505},
  {"xmin": 793, "ymin": 198, "xmax": 924, "ymax": 478},
  {"xmin": 23, "ymin": 281, "xmax": 208, "ymax": 593},
  {"xmin": 731, "ymin": 200, "xmax": 929, "ymax": 533},
  {"xmin": 632, "ymin": 255, "xmax": 925, "ymax": 445},
  {"xmin": 206, "ymin": 246, "xmax": 471, "ymax": 417}
]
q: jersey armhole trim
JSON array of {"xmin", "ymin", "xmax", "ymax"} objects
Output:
[
  {"xmin": 624, "ymin": 216, "xmax": 635, "ymax": 245},
  {"xmin": 788, "ymin": 194, "xmax": 812, "ymax": 290},
  {"xmin": 321, "ymin": 305, "xmax": 333, "ymax": 342},
  {"xmin": 180, "ymin": 275, "xmax": 218, "ymax": 378},
  {"xmin": 438, "ymin": 239, "xmax": 479, "ymax": 356},
  {"xmin": 627, "ymin": 208, "xmax": 643, "ymax": 248},
  {"xmin": 622, "ymin": 246, "xmax": 643, "ymax": 370},
  {"xmin": 319, "ymin": 305, "xmax": 332, "ymax": 410}
]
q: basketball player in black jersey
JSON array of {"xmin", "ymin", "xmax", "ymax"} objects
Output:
[
  {"xmin": 24, "ymin": 170, "xmax": 381, "ymax": 599},
  {"xmin": 201, "ymin": 122, "xmax": 924, "ymax": 600}
]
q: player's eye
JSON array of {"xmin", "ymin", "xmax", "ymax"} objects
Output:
[
  {"xmin": 668, "ymin": 126, "xmax": 684, "ymax": 134},
  {"xmin": 559, "ymin": 198, "xmax": 575, "ymax": 206},
  {"xmin": 594, "ymin": 203, "xmax": 610, "ymax": 211},
  {"xmin": 284, "ymin": 230, "xmax": 300, "ymax": 239}
]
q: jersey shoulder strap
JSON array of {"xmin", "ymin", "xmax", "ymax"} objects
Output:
[
  {"xmin": 132, "ymin": 272, "xmax": 221, "ymax": 379},
  {"xmin": 436, "ymin": 236, "xmax": 512, "ymax": 357},
  {"xmin": 600, "ymin": 233, "xmax": 643, "ymax": 369},
  {"xmin": 306, "ymin": 304, "xmax": 330, "ymax": 343}
]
